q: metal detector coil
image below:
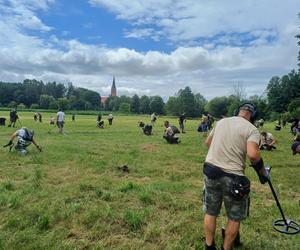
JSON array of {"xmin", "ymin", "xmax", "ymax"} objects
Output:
[{"xmin": 268, "ymin": 177, "xmax": 300, "ymax": 235}]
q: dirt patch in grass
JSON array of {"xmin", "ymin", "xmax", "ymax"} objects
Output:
[{"xmin": 141, "ymin": 143, "xmax": 158, "ymax": 153}]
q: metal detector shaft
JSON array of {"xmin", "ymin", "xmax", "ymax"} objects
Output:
[{"xmin": 267, "ymin": 179, "xmax": 288, "ymax": 225}]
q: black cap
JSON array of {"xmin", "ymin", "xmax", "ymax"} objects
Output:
[
  {"xmin": 240, "ymin": 103, "xmax": 255, "ymax": 113},
  {"xmin": 291, "ymin": 141, "xmax": 300, "ymax": 155}
]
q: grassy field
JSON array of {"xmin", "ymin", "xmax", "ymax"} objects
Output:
[{"xmin": 0, "ymin": 111, "xmax": 299, "ymax": 250}]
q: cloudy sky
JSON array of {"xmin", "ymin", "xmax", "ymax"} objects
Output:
[{"xmin": 0, "ymin": 0, "xmax": 299, "ymax": 99}]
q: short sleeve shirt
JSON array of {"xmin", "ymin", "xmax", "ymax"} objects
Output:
[
  {"xmin": 205, "ymin": 116, "xmax": 260, "ymax": 176},
  {"xmin": 57, "ymin": 111, "xmax": 65, "ymax": 122},
  {"xmin": 165, "ymin": 126, "xmax": 174, "ymax": 136},
  {"xmin": 261, "ymin": 132, "xmax": 275, "ymax": 145}
]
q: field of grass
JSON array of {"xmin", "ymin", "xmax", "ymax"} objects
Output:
[{"xmin": 0, "ymin": 111, "xmax": 299, "ymax": 249}]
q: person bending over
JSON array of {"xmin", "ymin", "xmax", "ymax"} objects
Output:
[
  {"xmin": 163, "ymin": 120, "xmax": 180, "ymax": 144},
  {"xmin": 5, "ymin": 127, "xmax": 41, "ymax": 155}
]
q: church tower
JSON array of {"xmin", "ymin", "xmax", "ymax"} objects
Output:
[{"xmin": 111, "ymin": 76, "xmax": 117, "ymax": 97}]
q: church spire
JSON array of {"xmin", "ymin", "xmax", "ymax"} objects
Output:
[{"xmin": 111, "ymin": 76, "xmax": 117, "ymax": 97}]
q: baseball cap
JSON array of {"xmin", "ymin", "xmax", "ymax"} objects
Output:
[
  {"xmin": 291, "ymin": 141, "xmax": 300, "ymax": 155},
  {"xmin": 240, "ymin": 103, "xmax": 255, "ymax": 113}
]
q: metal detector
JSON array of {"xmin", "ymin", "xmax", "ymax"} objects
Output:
[
  {"xmin": 3, "ymin": 141, "xmax": 14, "ymax": 152},
  {"xmin": 267, "ymin": 170, "xmax": 300, "ymax": 234}
]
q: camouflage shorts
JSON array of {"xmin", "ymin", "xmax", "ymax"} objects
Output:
[{"xmin": 203, "ymin": 175, "xmax": 250, "ymax": 221}]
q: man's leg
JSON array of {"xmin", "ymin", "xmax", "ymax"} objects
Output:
[
  {"xmin": 59, "ymin": 123, "xmax": 63, "ymax": 133},
  {"xmin": 223, "ymin": 220, "xmax": 240, "ymax": 250},
  {"xmin": 204, "ymin": 214, "xmax": 217, "ymax": 246}
]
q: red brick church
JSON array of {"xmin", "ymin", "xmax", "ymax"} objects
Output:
[{"xmin": 101, "ymin": 76, "xmax": 117, "ymax": 107}]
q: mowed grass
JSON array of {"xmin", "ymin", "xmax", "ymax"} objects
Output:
[{"xmin": 0, "ymin": 111, "xmax": 299, "ymax": 250}]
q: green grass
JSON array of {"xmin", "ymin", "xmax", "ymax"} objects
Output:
[{"xmin": 0, "ymin": 111, "xmax": 299, "ymax": 249}]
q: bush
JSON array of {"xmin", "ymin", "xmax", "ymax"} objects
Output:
[
  {"xmin": 269, "ymin": 112, "xmax": 281, "ymax": 121},
  {"xmin": 30, "ymin": 103, "xmax": 39, "ymax": 109},
  {"xmin": 17, "ymin": 103, "xmax": 27, "ymax": 109},
  {"xmin": 291, "ymin": 107, "xmax": 300, "ymax": 120},
  {"xmin": 7, "ymin": 101, "xmax": 17, "ymax": 108},
  {"xmin": 119, "ymin": 103, "xmax": 131, "ymax": 114}
]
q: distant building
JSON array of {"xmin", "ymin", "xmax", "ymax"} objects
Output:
[
  {"xmin": 101, "ymin": 76, "xmax": 117, "ymax": 107},
  {"xmin": 111, "ymin": 76, "xmax": 117, "ymax": 97}
]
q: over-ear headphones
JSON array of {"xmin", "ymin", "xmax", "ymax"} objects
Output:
[{"xmin": 234, "ymin": 103, "xmax": 258, "ymax": 123}]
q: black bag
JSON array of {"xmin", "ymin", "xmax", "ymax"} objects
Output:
[
  {"xmin": 197, "ymin": 125, "xmax": 203, "ymax": 132},
  {"xmin": 230, "ymin": 175, "xmax": 251, "ymax": 200},
  {"xmin": 0, "ymin": 117, "xmax": 6, "ymax": 126},
  {"xmin": 203, "ymin": 162, "xmax": 226, "ymax": 179},
  {"xmin": 143, "ymin": 124, "xmax": 152, "ymax": 135},
  {"xmin": 171, "ymin": 125, "xmax": 180, "ymax": 134},
  {"xmin": 23, "ymin": 128, "xmax": 34, "ymax": 141}
]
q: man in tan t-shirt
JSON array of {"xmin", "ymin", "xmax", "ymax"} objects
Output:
[{"xmin": 203, "ymin": 103, "xmax": 270, "ymax": 250}]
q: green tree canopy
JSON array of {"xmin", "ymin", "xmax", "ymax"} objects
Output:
[
  {"xmin": 130, "ymin": 94, "xmax": 140, "ymax": 113},
  {"xmin": 149, "ymin": 96, "xmax": 164, "ymax": 114},
  {"xmin": 205, "ymin": 96, "xmax": 229, "ymax": 118},
  {"xmin": 140, "ymin": 95, "xmax": 150, "ymax": 114}
]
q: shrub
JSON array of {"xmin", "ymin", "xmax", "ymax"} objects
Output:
[
  {"xmin": 17, "ymin": 103, "xmax": 27, "ymax": 109},
  {"xmin": 30, "ymin": 103, "xmax": 39, "ymax": 109}
]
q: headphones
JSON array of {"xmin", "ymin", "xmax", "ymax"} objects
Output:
[{"xmin": 234, "ymin": 103, "xmax": 258, "ymax": 123}]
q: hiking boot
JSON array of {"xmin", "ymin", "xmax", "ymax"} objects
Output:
[{"xmin": 205, "ymin": 243, "xmax": 217, "ymax": 250}]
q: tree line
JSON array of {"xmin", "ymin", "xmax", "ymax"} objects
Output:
[
  {"xmin": 0, "ymin": 72, "xmax": 299, "ymax": 120},
  {"xmin": 0, "ymin": 79, "xmax": 100, "ymax": 111}
]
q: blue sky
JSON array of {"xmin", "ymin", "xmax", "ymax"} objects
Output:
[
  {"xmin": 37, "ymin": 1, "xmax": 174, "ymax": 52},
  {"xmin": 0, "ymin": 0, "xmax": 299, "ymax": 99}
]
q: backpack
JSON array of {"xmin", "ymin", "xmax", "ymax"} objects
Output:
[
  {"xmin": 171, "ymin": 125, "xmax": 180, "ymax": 134},
  {"xmin": 23, "ymin": 128, "xmax": 34, "ymax": 141}
]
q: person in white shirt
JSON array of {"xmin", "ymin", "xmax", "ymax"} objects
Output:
[
  {"xmin": 108, "ymin": 113, "xmax": 113, "ymax": 125},
  {"xmin": 151, "ymin": 113, "xmax": 157, "ymax": 126},
  {"xmin": 56, "ymin": 109, "xmax": 65, "ymax": 134}
]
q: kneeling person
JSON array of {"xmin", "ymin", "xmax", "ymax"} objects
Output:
[
  {"xmin": 163, "ymin": 121, "xmax": 180, "ymax": 144},
  {"xmin": 5, "ymin": 127, "xmax": 41, "ymax": 155},
  {"xmin": 143, "ymin": 124, "xmax": 152, "ymax": 136},
  {"xmin": 260, "ymin": 131, "xmax": 276, "ymax": 151}
]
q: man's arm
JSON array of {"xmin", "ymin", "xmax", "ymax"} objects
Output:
[
  {"xmin": 247, "ymin": 141, "xmax": 269, "ymax": 183},
  {"xmin": 205, "ymin": 134, "xmax": 213, "ymax": 148},
  {"xmin": 10, "ymin": 131, "xmax": 18, "ymax": 142},
  {"xmin": 269, "ymin": 135, "xmax": 276, "ymax": 146},
  {"xmin": 32, "ymin": 138, "xmax": 42, "ymax": 151}
]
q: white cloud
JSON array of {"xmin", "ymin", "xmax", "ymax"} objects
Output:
[
  {"xmin": 0, "ymin": 0, "xmax": 53, "ymax": 31},
  {"xmin": 0, "ymin": 0, "xmax": 298, "ymax": 99},
  {"xmin": 89, "ymin": 0, "xmax": 299, "ymax": 42}
]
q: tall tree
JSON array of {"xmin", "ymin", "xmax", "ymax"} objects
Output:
[
  {"xmin": 149, "ymin": 96, "xmax": 164, "ymax": 114},
  {"xmin": 297, "ymin": 13, "xmax": 300, "ymax": 69},
  {"xmin": 194, "ymin": 93, "xmax": 207, "ymax": 117},
  {"xmin": 139, "ymin": 95, "xmax": 150, "ymax": 114},
  {"xmin": 205, "ymin": 96, "xmax": 229, "ymax": 118},
  {"xmin": 130, "ymin": 94, "xmax": 140, "ymax": 113},
  {"xmin": 165, "ymin": 96, "xmax": 180, "ymax": 116},
  {"xmin": 177, "ymin": 86, "xmax": 197, "ymax": 117}
]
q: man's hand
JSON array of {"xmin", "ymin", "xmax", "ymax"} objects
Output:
[
  {"xmin": 3, "ymin": 140, "xmax": 13, "ymax": 147},
  {"xmin": 259, "ymin": 166, "xmax": 271, "ymax": 184}
]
